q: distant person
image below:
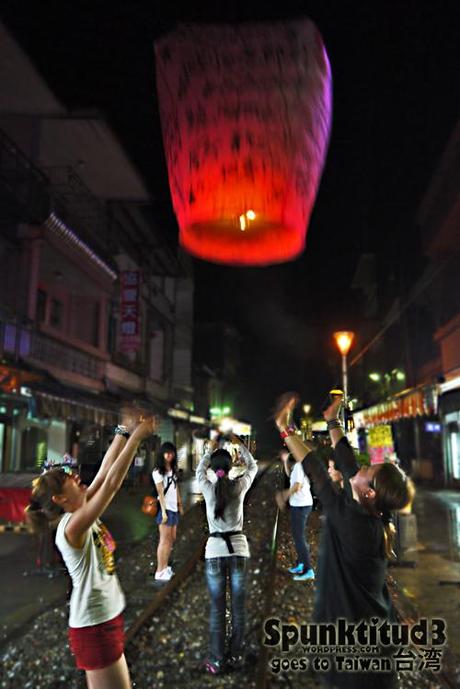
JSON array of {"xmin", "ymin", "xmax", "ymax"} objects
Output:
[
  {"xmin": 276, "ymin": 449, "xmax": 315, "ymax": 580},
  {"xmin": 26, "ymin": 416, "xmax": 157, "ymax": 689},
  {"xmin": 196, "ymin": 434, "xmax": 258, "ymax": 675},
  {"xmin": 152, "ymin": 442, "xmax": 183, "ymax": 582}
]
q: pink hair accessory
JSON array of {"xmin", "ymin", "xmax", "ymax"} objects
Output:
[{"xmin": 215, "ymin": 469, "xmax": 226, "ymax": 479}]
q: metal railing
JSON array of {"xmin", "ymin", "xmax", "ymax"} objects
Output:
[
  {"xmin": 0, "ymin": 316, "xmax": 104, "ymax": 381},
  {"xmin": 42, "ymin": 165, "xmax": 108, "ymax": 246}
]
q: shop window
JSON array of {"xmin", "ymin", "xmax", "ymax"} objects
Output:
[{"xmin": 20, "ymin": 427, "xmax": 48, "ymax": 470}]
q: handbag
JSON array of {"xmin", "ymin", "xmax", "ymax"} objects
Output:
[
  {"xmin": 142, "ymin": 495, "xmax": 158, "ymax": 517},
  {"xmin": 141, "ymin": 476, "xmax": 174, "ymax": 518}
]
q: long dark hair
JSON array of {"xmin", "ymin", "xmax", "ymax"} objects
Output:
[
  {"xmin": 373, "ymin": 463, "xmax": 414, "ymax": 558},
  {"xmin": 155, "ymin": 442, "xmax": 178, "ymax": 476},
  {"xmin": 25, "ymin": 469, "xmax": 68, "ymax": 533},
  {"xmin": 210, "ymin": 448, "xmax": 239, "ymax": 520}
]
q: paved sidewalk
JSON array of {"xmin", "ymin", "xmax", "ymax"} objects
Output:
[{"xmin": 389, "ymin": 487, "xmax": 460, "ymax": 660}]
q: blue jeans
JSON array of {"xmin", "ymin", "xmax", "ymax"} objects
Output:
[
  {"xmin": 205, "ymin": 555, "xmax": 248, "ymax": 662},
  {"xmin": 290, "ymin": 505, "xmax": 312, "ymax": 570}
]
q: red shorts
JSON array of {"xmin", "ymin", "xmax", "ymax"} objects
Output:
[{"xmin": 68, "ymin": 613, "xmax": 125, "ymax": 671}]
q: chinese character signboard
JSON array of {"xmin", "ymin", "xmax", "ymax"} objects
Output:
[{"xmin": 119, "ymin": 271, "xmax": 142, "ymax": 353}]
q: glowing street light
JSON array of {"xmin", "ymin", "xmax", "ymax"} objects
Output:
[
  {"xmin": 369, "ymin": 372, "xmax": 381, "ymax": 382},
  {"xmin": 303, "ymin": 404, "xmax": 312, "ymax": 415},
  {"xmin": 333, "ymin": 331, "xmax": 355, "ymax": 357},
  {"xmin": 333, "ymin": 331, "xmax": 355, "ymax": 405}
]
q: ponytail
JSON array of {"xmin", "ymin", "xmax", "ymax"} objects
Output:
[
  {"xmin": 25, "ymin": 470, "xmax": 67, "ymax": 534},
  {"xmin": 214, "ymin": 475, "xmax": 238, "ymax": 520}
]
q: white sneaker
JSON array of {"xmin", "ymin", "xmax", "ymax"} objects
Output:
[
  {"xmin": 167, "ymin": 565, "xmax": 174, "ymax": 575},
  {"xmin": 155, "ymin": 568, "xmax": 173, "ymax": 581}
]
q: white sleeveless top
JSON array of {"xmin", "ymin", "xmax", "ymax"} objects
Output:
[{"xmin": 55, "ymin": 512, "xmax": 125, "ymax": 628}]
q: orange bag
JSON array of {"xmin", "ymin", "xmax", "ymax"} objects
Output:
[{"xmin": 141, "ymin": 495, "xmax": 158, "ymax": 518}]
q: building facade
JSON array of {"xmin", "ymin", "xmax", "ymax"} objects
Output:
[{"xmin": 0, "ymin": 21, "xmax": 196, "ymax": 478}]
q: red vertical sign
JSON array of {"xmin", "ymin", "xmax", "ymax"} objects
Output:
[{"xmin": 119, "ymin": 271, "xmax": 141, "ymax": 353}]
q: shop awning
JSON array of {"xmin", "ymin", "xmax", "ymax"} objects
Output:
[
  {"xmin": 28, "ymin": 380, "xmax": 120, "ymax": 426},
  {"xmin": 354, "ymin": 385, "xmax": 438, "ymax": 428}
]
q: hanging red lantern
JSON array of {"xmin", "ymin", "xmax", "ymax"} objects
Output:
[{"xmin": 155, "ymin": 19, "xmax": 332, "ymax": 266}]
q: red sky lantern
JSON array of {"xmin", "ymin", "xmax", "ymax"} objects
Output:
[{"xmin": 155, "ymin": 19, "xmax": 332, "ymax": 266}]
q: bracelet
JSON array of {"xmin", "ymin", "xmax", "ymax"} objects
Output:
[
  {"xmin": 114, "ymin": 425, "xmax": 130, "ymax": 439},
  {"xmin": 280, "ymin": 425, "xmax": 296, "ymax": 439},
  {"xmin": 326, "ymin": 419, "xmax": 342, "ymax": 431}
]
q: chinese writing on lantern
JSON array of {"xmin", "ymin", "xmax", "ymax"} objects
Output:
[{"xmin": 119, "ymin": 271, "xmax": 141, "ymax": 353}]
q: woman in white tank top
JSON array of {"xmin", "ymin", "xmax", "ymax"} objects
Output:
[{"xmin": 26, "ymin": 416, "xmax": 157, "ymax": 689}]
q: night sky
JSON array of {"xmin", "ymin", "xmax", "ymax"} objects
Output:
[{"xmin": 2, "ymin": 0, "xmax": 460, "ymax": 447}]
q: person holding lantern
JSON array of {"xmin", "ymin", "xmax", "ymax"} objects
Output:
[{"xmin": 274, "ymin": 392, "xmax": 411, "ymax": 688}]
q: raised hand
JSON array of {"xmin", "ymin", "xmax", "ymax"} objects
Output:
[
  {"xmin": 323, "ymin": 396, "xmax": 343, "ymax": 422},
  {"xmin": 136, "ymin": 416, "xmax": 158, "ymax": 438},
  {"xmin": 273, "ymin": 392, "xmax": 299, "ymax": 430}
]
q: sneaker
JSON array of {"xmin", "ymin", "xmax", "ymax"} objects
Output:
[
  {"xmin": 167, "ymin": 565, "xmax": 174, "ymax": 575},
  {"xmin": 293, "ymin": 568, "xmax": 315, "ymax": 581},
  {"xmin": 154, "ymin": 567, "xmax": 173, "ymax": 581},
  {"xmin": 226, "ymin": 653, "xmax": 244, "ymax": 671},
  {"xmin": 203, "ymin": 659, "xmax": 223, "ymax": 675},
  {"xmin": 288, "ymin": 563, "xmax": 304, "ymax": 574}
]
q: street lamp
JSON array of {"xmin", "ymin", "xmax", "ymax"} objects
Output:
[
  {"xmin": 369, "ymin": 372, "xmax": 381, "ymax": 382},
  {"xmin": 333, "ymin": 331, "xmax": 355, "ymax": 404}
]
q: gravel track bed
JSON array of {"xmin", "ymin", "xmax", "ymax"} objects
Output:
[
  {"xmin": 1, "ymin": 464, "xmax": 455, "ymax": 689},
  {"xmin": 127, "ymin": 465, "xmax": 280, "ymax": 689}
]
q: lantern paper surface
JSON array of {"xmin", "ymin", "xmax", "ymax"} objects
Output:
[{"xmin": 155, "ymin": 20, "xmax": 332, "ymax": 266}]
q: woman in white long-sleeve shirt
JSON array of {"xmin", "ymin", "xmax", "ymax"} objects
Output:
[{"xmin": 196, "ymin": 433, "xmax": 258, "ymax": 675}]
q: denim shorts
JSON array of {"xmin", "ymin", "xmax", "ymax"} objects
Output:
[{"xmin": 156, "ymin": 509, "xmax": 179, "ymax": 527}]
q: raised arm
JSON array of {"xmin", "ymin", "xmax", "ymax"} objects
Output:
[
  {"xmin": 231, "ymin": 434, "xmax": 258, "ymax": 488},
  {"xmin": 85, "ymin": 433, "xmax": 126, "ymax": 501},
  {"xmin": 273, "ymin": 393, "xmax": 340, "ymax": 511},
  {"xmin": 195, "ymin": 437, "xmax": 219, "ymax": 491},
  {"xmin": 66, "ymin": 418, "xmax": 156, "ymax": 547},
  {"xmin": 85, "ymin": 409, "xmax": 138, "ymax": 500},
  {"xmin": 324, "ymin": 398, "xmax": 359, "ymax": 481}
]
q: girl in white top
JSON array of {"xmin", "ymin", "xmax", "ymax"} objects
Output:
[
  {"xmin": 152, "ymin": 442, "xmax": 184, "ymax": 582},
  {"xmin": 26, "ymin": 416, "xmax": 157, "ymax": 689},
  {"xmin": 278, "ymin": 450, "xmax": 315, "ymax": 581}
]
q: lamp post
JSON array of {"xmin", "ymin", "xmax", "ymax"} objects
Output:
[{"xmin": 333, "ymin": 331, "xmax": 355, "ymax": 407}]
